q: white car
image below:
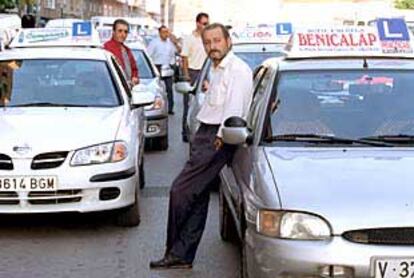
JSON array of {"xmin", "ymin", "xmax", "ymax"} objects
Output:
[{"xmin": 0, "ymin": 27, "xmax": 154, "ymax": 226}]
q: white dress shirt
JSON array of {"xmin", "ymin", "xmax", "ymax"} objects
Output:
[
  {"xmin": 181, "ymin": 32, "xmax": 207, "ymax": 70},
  {"xmin": 197, "ymin": 51, "xmax": 253, "ymax": 138},
  {"xmin": 147, "ymin": 37, "xmax": 177, "ymax": 66}
]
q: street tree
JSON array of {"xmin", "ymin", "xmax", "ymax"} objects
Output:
[
  {"xmin": 395, "ymin": 0, "xmax": 414, "ymax": 9},
  {"xmin": 0, "ymin": 0, "xmax": 15, "ymax": 12}
]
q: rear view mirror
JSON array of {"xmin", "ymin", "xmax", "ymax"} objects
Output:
[
  {"xmin": 222, "ymin": 117, "xmax": 252, "ymax": 145},
  {"xmin": 131, "ymin": 91, "xmax": 155, "ymax": 108},
  {"xmin": 175, "ymin": 81, "xmax": 194, "ymax": 94}
]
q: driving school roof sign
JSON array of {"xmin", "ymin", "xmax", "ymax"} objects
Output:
[
  {"xmin": 287, "ymin": 18, "xmax": 414, "ymax": 58},
  {"xmin": 10, "ymin": 22, "xmax": 101, "ymax": 48}
]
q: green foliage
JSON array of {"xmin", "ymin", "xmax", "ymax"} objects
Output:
[
  {"xmin": 395, "ymin": 0, "xmax": 414, "ymax": 9},
  {"xmin": 0, "ymin": 0, "xmax": 16, "ymax": 11}
]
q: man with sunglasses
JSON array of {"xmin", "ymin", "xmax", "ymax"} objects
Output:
[
  {"xmin": 180, "ymin": 12, "xmax": 209, "ymax": 142},
  {"xmin": 104, "ymin": 19, "xmax": 139, "ymax": 86}
]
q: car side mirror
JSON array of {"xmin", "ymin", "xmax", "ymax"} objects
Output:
[
  {"xmin": 222, "ymin": 117, "xmax": 252, "ymax": 145},
  {"xmin": 131, "ymin": 85, "xmax": 155, "ymax": 108},
  {"xmin": 175, "ymin": 81, "xmax": 194, "ymax": 95}
]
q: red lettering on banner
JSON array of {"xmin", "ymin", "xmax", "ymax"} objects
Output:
[
  {"xmin": 298, "ymin": 33, "xmax": 307, "ymax": 45},
  {"xmin": 368, "ymin": 33, "xmax": 377, "ymax": 45},
  {"xmin": 359, "ymin": 34, "xmax": 368, "ymax": 46},
  {"xmin": 315, "ymin": 34, "xmax": 326, "ymax": 46},
  {"xmin": 307, "ymin": 34, "xmax": 315, "ymax": 46},
  {"xmin": 330, "ymin": 34, "xmax": 339, "ymax": 46}
]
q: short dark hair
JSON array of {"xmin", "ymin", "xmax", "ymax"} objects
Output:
[
  {"xmin": 196, "ymin": 12, "xmax": 209, "ymax": 23},
  {"xmin": 113, "ymin": 19, "xmax": 129, "ymax": 32},
  {"xmin": 158, "ymin": 25, "xmax": 168, "ymax": 32},
  {"xmin": 202, "ymin": 23, "xmax": 230, "ymax": 40}
]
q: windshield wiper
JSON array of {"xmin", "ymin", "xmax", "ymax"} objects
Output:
[
  {"xmin": 361, "ymin": 134, "xmax": 414, "ymax": 144},
  {"xmin": 9, "ymin": 103, "xmax": 91, "ymax": 107},
  {"xmin": 266, "ymin": 133, "xmax": 393, "ymax": 147}
]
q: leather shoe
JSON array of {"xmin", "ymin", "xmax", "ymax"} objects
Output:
[
  {"xmin": 168, "ymin": 111, "xmax": 175, "ymax": 115},
  {"xmin": 149, "ymin": 253, "xmax": 192, "ymax": 269}
]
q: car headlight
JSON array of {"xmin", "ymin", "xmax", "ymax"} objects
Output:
[
  {"xmin": 70, "ymin": 141, "xmax": 128, "ymax": 166},
  {"xmin": 257, "ymin": 210, "xmax": 332, "ymax": 240},
  {"xmin": 145, "ymin": 96, "xmax": 163, "ymax": 111}
]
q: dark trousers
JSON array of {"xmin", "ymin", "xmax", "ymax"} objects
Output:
[
  {"xmin": 182, "ymin": 69, "xmax": 200, "ymax": 138},
  {"xmin": 156, "ymin": 65, "xmax": 174, "ymax": 113},
  {"xmin": 166, "ymin": 123, "xmax": 236, "ymax": 263},
  {"xmin": 163, "ymin": 76, "xmax": 174, "ymax": 113}
]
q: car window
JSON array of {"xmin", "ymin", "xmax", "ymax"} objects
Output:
[
  {"xmin": 0, "ymin": 59, "xmax": 121, "ymax": 107},
  {"xmin": 235, "ymin": 51, "xmax": 284, "ymax": 70},
  {"xmin": 111, "ymin": 57, "xmax": 131, "ymax": 99},
  {"xmin": 269, "ymin": 69, "xmax": 414, "ymax": 141},
  {"xmin": 248, "ymin": 66, "xmax": 273, "ymax": 135},
  {"xmin": 132, "ymin": 49, "xmax": 155, "ymax": 79},
  {"xmin": 195, "ymin": 59, "xmax": 212, "ymax": 94}
]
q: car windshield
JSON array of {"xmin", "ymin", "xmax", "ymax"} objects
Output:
[
  {"xmin": 233, "ymin": 43, "xmax": 285, "ymax": 69},
  {"xmin": 268, "ymin": 69, "xmax": 414, "ymax": 143},
  {"xmin": 0, "ymin": 59, "xmax": 120, "ymax": 107},
  {"xmin": 132, "ymin": 50, "xmax": 155, "ymax": 79}
]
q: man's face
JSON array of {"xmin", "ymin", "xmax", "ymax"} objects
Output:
[
  {"xmin": 113, "ymin": 23, "xmax": 129, "ymax": 43},
  {"xmin": 159, "ymin": 27, "xmax": 169, "ymax": 41},
  {"xmin": 196, "ymin": 16, "xmax": 209, "ymax": 32},
  {"xmin": 202, "ymin": 27, "xmax": 231, "ymax": 65}
]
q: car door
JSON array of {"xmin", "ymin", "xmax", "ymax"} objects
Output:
[
  {"xmin": 220, "ymin": 64, "xmax": 276, "ymax": 230},
  {"xmin": 187, "ymin": 58, "xmax": 211, "ymax": 140},
  {"xmin": 110, "ymin": 56, "xmax": 144, "ymax": 164}
]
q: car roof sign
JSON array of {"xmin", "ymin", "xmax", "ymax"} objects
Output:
[
  {"xmin": 231, "ymin": 24, "xmax": 291, "ymax": 44},
  {"xmin": 286, "ymin": 18, "xmax": 414, "ymax": 59},
  {"xmin": 9, "ymin": 22, "xmax": 101, "ymax": 48}
]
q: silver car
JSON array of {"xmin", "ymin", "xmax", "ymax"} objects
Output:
[
  {"xmin": 0, "ymin": 40, "xmax": 153, "ymax": 226},
  {"xmin": 219, "ymin": 55, "xmax": 414, "ymax": 277},
  {"xmin": 129, "ymin": 42, "xmax": 169, "ymax": 151}
]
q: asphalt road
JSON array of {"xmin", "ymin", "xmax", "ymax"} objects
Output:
[{"xmin": 0, "ymin": 95, "xmax": 240, "ymax": 278}]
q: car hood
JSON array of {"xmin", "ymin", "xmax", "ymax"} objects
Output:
[
  {"xmin": 264, "ymin": 147, "xmax": 414, "ymax": 234},
  {"xmin": 0, "ymin": 107, "xmax": 124, "ymax": 158}
]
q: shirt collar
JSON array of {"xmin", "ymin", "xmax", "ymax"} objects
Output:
[{"xmin": 215, "ymin": 51, "xmax": 234, "ymax": 70}]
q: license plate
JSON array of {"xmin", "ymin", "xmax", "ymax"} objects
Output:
[
  {"xmin": 0, "ymin": 176, "xmax": 57, "ymax": 191},
  {"xmin": 374, "ymin": 258, "xmax": 414, "ymax": 278}
]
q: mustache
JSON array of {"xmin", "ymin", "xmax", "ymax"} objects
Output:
[{"xmin": 208, "ymin": 50, "xmax": 221, "ymax": 55}]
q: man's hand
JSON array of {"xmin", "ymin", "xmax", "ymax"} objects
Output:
[
  {"xmin": 131, "ymin": 77, "xmax": 139, "ymax": 85},
  {"xmin": 202, "ymin": 80, "xmax": 209, "ymax": 92},
  {"xmin": 214, "ymin": 137, "xmax": 224, "ymax": 150}
]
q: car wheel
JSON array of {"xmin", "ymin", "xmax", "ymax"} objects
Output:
[
  {"xmin": 219, "ymin": 185, "xmax": 238, "ymax": 242},
  {"xmin": 240, "ymin": 232, "xmax": 249, "ymax": 278},
  {"xmin": 157, "ymin": 135, "xmax": 168, "ymax": 151},
  {"xmin": 139, "ymin": 158, "xmax": 145, "ymax": 189},
  {"xmin": 115, "ymin": 183, "xmax": 141, "ymax": 227}
]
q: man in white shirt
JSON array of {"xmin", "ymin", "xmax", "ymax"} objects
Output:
[
  {"xmin": 147, "ymin": 25, "xmax": 181, "ymax": 114},
  {"xmin": 150, "ymin": 23, "xmax": 253, "ymax": 270},
  {"xmin": 180, "ymin": 12, "xmax": 209, "ymax": 142}
]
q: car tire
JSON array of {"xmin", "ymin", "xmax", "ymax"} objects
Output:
[
  {"xmin": 240, "ymin": 232, "xmax": 249, "ymax": 278},
  {"xmin": 157, "ymin": 135, "xmax": 168, "ymax": 151},
  {"xmin": 219, "ymin": 185, "xmax": 238, "ymax": 242},
  {"xmin": 139, "ymin": 158, "xmax": 145, "ymax": 189},
  {"xmin": 115, "ymin": 181, "xmax": 141, "ymax": 227}
]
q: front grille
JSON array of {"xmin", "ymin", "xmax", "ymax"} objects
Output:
[
  {"xmin": 0, "ymin": 154, "xmax": 13, "ymax": 170},
  {"xmin": 28, "ymin": 189, "xmax": 82, "ymax": 205},
  {"xmin": 343, "ymin": 228, "xmax": 414, "ymax": 245},
  {"xmin": 31, "ymin": 152, "xmax": 68, "ymax": 170},
  {"xmin": 0, "ymin": 191, "xmax": 19, "ymax": 205}
]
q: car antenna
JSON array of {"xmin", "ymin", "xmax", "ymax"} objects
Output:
[{"xmin": 363, "ymin": 57, "xmax": 368, "ymax": 69}]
